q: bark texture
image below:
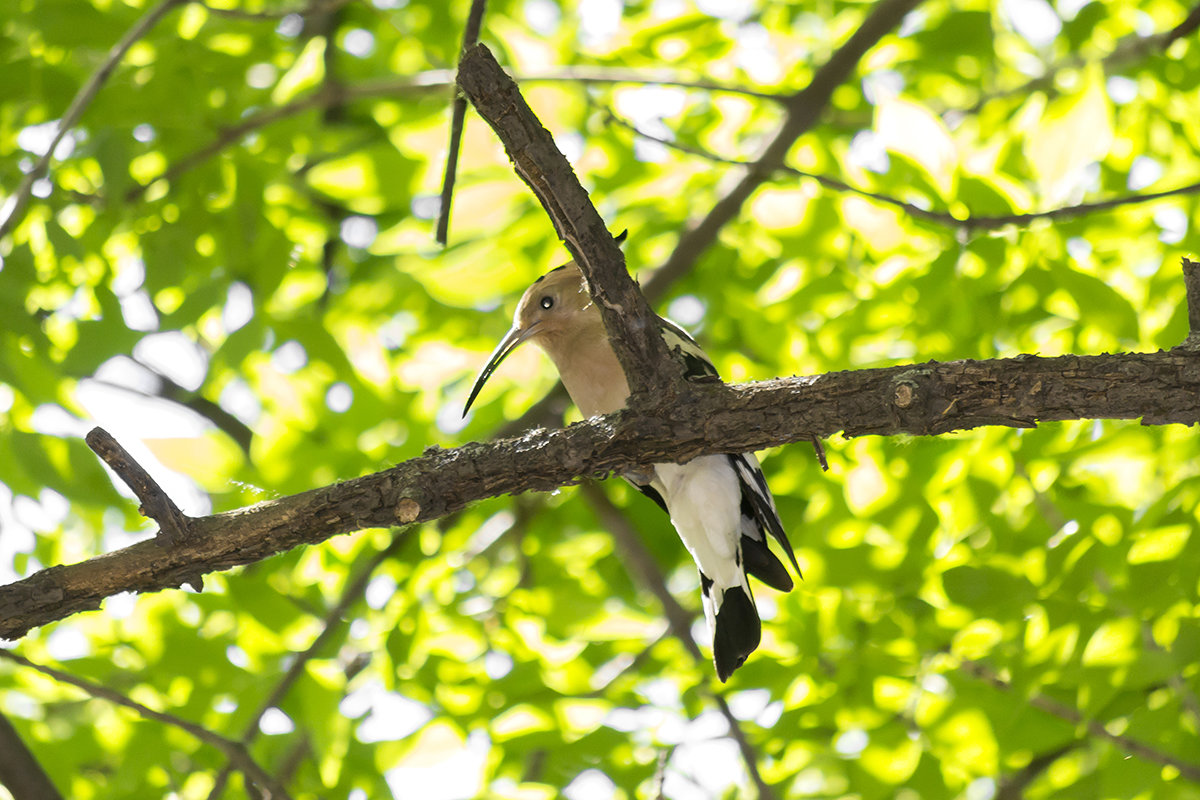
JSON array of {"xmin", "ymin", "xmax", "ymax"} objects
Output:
[{"xmin": 2, "ymin": 349, "xmax": 1198, "ymax": 640}]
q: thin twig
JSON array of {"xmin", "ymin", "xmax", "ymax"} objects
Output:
[
  {"xmin": 0, "ymin": 649, "xmax": 293, "ymax": 799},
  {"xmin": 0, "ymin": 0, "xmax": 187, "ymax": 239},
  {"xmin": 436, "ymin": 0, "xmax": 488, "ymax": 245},
  {"xmin": 605, "ymin": 108, "xmax": 1200, "ymax": 235},
  {"xmin": 85, "ymin": 427, "xmax": 192, "ymax": 548},
  {"xmin": 118, "ymin": 67, "xmax": 776, "ymax": 207},
  {"xmin": 961, "ymin": 661, "xmax": 1200, "ymax": 783},
  {"xmin": 528, "ymin": 66, "xmax": 787, "ymax": 101}
]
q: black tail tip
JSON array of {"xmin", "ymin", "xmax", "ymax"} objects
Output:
[{"xmin": 712, "ymin": 585, "xmax": 761, "ymax": 682}]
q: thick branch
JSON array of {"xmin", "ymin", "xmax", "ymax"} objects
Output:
[
  {"xmin": 2, "ymin": 347, "xmax": 1199, "ymax": 639},
  {"xmin": 456, "ymin": 43, "xmax": 678, "ymax": 402},
  {"xmin": 1183, "ymin": 257, "xmax": 1200, "ymax": 347}
]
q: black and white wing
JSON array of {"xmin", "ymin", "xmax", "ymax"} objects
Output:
[{"xmin": 627, "ymin": 317, "xmax": 800, "ymax": 591}]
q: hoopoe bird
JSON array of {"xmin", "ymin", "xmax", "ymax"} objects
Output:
[{"xmin": 463, "ymin": 243, "xmax": 799, "ymax": 681}]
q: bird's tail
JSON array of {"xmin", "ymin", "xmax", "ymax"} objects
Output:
[{"xmin": 701, "ymin": 574, "xmax": 761, "ymax": 682}]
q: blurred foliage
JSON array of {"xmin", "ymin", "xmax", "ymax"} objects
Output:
[{"xmin": 2, "ymin": 0, "xmax": 1200, "ymax": 798}]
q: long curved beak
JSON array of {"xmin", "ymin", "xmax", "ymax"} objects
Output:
[{"xmin": 462, "ymin": 323, "xmax": 543, "ymax": 416}]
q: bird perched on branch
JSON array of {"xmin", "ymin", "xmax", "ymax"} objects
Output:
[{"xmin": 463, "ymin": 238, "xmax": 799, "ymax": 681}]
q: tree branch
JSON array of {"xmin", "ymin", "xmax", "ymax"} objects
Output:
[
  {"xmin": 961, "ymin": 661, "xmax": 1200, "ymax": 783},
  {"xmin": 112, "ymin": 68, "xmax": 780, "ymax": 206},
  {"xmin": 604, "ymin": 107, "xmax": 1200, "ymax": 235},
  {"xmin": 85, "ymin": 427, "xmax": 192, "ymax": 548},
  {"xmin": 435, "ymin": 0, "xmax": 488, "ymax": 245},
  {"xmin": 3, "ymin": 343, "xmax": 1200, "ymax": 640},
  {"xmin": 0, "ymin": 650, "xmax": 293, "ymax": 798},
  {"xmin": 644, "ymin": 0, "xmax": 924, "ymax": 298},
  {"xmin": 995, "ymin": 743, "xmax": 1079, "ymax": 800},
  {"xmin": 0, "ymin": 709, "xmax": 65, "ymax": 800},
  {"xmin": 581, "ymin": 484, "xmax": 778, "ymax": 800},
  {"xmin": 206, "ymin": 531, "xmax": 408, "ymax": 800},
  {"xmin": 0, "ymin": 0, "xmax": 187, "ymax": 239},
  {"xmin": 1182, "ymin": 257, "xmax": 1200, "ymax": 348},
  {"xmin": 456, "ymin": 43, "xmax": 679, "ymax": 403}
]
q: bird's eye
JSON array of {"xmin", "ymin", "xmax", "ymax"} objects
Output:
[{"xmin": 540, "ymin": 296, "xmax": 554, "ymax": 310}]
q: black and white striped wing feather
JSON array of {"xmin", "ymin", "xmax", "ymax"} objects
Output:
[{"xmin": 626, "ymin": 317, "xmax": 800, "ymax": 590}]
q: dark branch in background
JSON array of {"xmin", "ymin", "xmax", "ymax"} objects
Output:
[
  {"xmin": 0, "ymin": 650, "xmax": 293, "ymax": 799},
  {"xmin": 995, "ymin": 743, "xmax": 1080, "ymax": 800},
  {"xmin": 581, "ymin": 484, "xmax": 701, "ymax": 661},
  {"xmin": 956, "ymin": 4, "xmax": 1200, "ymax": 118},
  {"xmin": 206, "ymin": 531, "xmax": 408, "ymax": 800},
  {"xmin": 0, "ymin": 710, "xmax": 65, "ymax": 800},
  {"xmin": 961, "ymin": 661, "xmax": 1200, "ymax": 783},
  {"xmin": 85, "ymin": 428, "xmax": 192, "ymax": 548},
  {"xmin": 644, "ymin": 0, "xmax": 924, "ymax": 299},
  {"xmin": 457, "ymin": 44, "xmax": 679, "ymax": 403},
  {"xmin": 0, "ymin": 0, "xmax": 186, "ymax": 239},
  {"xmin": 436, "ymin": 0, "xmax": 488, "ymax": 245},
  {"xmin": 116, "ymin": 68, "xmax": 781, "ymax": 206},
  {"xmin": 4, "ymin": 340, "xmax": 1200, "ymax": 640},
  {"xmin": 199, "ymin": 0, "xmax": 352, "ymax": 20},
  {"xmin": 581, "ymin": 484, "xmax": 778, "ymax": 800},
  {"xmin": 604, "ymin": 108, "xmax": 1200, "ymax": 236},
  {"xmin": 1166, "ymin": 2, "xmax": 1200, "ymax": 46}
]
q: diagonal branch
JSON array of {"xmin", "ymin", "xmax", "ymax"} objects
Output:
[
  {"xmin": 961, "ymin": 661, "xmax": 1200, "ymax": 783},
  {"xmin": 0, "ymin": 0, "xmax": 187, "ymax": 239},
  {"xmin": 2, "ymin": 342, "xmax": 1200, "ymax": 640},
  {"xmin": 582, "ymin": 484, "xmax": 778, "ymax": 800},
  {"xmin": 645, "ymin": 0, "xmax": 924, "ymax": 298},
  {"xmin": 85, "ymin": 428, "xmax": 191, "ymax": 547},
  {"xmin": 456, "ymin": 43, "xmax": 679, "ymax": 403},
  {"xmin": 0, "ymin": 649, "xmax": 293, "ymax": 799},
  {"xmin": 0, "ymin": 709, "xmax": 65, "ymax": 800},
  {"xmin": 206, "ymin": 531, "xmax": 408, "ymax": 800}
]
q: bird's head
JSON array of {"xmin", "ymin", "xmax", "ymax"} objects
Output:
[
  {"xmin": 463, "ymin": 231, "xmax": 627, "ymax": 417},
  {"xmin": 462, "ymin": 261, "xmax": 597, "ymax": 416}
]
